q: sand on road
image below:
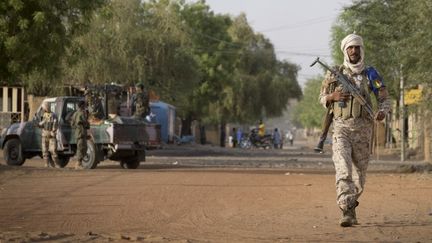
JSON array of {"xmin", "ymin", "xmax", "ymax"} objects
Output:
[{"xmin": 1, "ymin": 163, "xmax": 431, "ymax": 242}]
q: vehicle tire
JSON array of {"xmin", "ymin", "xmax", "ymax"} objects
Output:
[
  {"xmin": 120, "ymin": 157, "xmax": 140, "ymax": 169},
  {"xmin": 4, "ymin": 138, "xmax": 26, "ymax": 166},
  {"xmin": 81, "ymin": 140, "xmax": 99, "ymax": 169},
  {"xmin": 55, "ymin": 155, "xmax": 70, "ymax": 168}
]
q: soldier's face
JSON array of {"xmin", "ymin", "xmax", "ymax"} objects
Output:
[{"xmin": 347, "ymin": 45, "xmax": 361, "ymax": 64}]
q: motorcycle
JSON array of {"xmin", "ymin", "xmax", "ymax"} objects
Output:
[{"xmin": 239, "ymin": 129, "xmax": 273, "ymax": 149}]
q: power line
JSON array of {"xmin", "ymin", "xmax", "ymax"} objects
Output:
[
  {"xmin": 257, "ymin": 15, "xmax": 336, "ymax": 33},
  {"xmin": 192, "ymin": 47, "xmax": 330, "ymax": 59},
  {"xmin": 276, "ymin": 51, "xmax": 331, "ymax": 57}
]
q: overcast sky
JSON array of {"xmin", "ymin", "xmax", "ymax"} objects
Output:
[{"xmin": 201, "ymin": 0, "xmax": 353, "ymax": 87}]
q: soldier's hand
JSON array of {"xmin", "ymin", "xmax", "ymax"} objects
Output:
[
  {"xmin": 375, "ymin": 110, "xmax": 386, "ymax": 121},
  {"xmin": 330, "ymin": 90, "xmax": 350, "ymax": 102}
]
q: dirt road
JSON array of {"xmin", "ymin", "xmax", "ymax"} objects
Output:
[{"xmin": 1, "ymin": 145, "xmax": 432, "ymax": 242}]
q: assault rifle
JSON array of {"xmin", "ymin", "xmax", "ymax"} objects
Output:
[{"xmin": 310, "ymin": 57, "xmax": 374, "ymax": 153}]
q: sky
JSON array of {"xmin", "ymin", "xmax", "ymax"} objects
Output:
[{"xmin": 200, "ymin": 0, "xmax": 353, "ymax": 87}]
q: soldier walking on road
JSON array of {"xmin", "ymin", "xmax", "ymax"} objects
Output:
[
  {"xmin": 71, "ymin": 101, "xmax": 90, "ymax": 169},
  {"xmin": 318, "ymin": 33, "xmax": 391, "ymax": 227},
  {"xmin": 38, "ymin": 101, "xmax": 59, "ymax": 168}
]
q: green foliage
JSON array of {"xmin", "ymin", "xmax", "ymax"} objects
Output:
[
  {"xmin": 1, "ymin": 0, "xmax": 303, "ymax": 127},
  {"xmin": 293, "ymin": 76, "xmax": 324, "ymax": 129},
  {"xmin": 223, "ymin": 14, "xmax": 301, "ymax": 123},
  {"xmin": 331, "ymin": 0, "xmax": 432, "ymax": 108},
  {"xmin": 0, "ymin": 0, "xmax": 105, "ymax": 95}
]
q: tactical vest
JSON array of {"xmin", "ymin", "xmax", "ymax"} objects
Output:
[
  {"xmin": 331, "ymin": 66, "xmax": 373, "ymax": 120},
  {"xmin": 43, "ymin": 112, "xmax": 55, "ymax": 131}
]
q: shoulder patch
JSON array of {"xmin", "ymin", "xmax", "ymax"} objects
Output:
[{"xmin": 365, "ymin": 66, "xmax": 385, "ymax": 95}]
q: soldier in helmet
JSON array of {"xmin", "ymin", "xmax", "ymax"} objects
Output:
[
  {"xmin": 131, "ymin": 82, "xmax": 150, "ymax": 119},
  {"xmin": 71, "ymin": 100, "xmax": 90, "ymax": 169},
  {"xmin": 38, "ymin": 101, "xmax": 59, "ymax": 168}
]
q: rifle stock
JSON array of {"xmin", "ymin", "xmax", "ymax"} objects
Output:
[{"xmin": 314, "ymin": 107, "xmax": 333, "ymax": 153}]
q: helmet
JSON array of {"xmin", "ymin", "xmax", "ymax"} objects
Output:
[{"xmin": 135, "ymin": 82, "xmax": 144, "ymax": 89}]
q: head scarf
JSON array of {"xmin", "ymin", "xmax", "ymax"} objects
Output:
[{"xmin": 340, "ymin": 33, "xmax": 365, "ymax": 74}]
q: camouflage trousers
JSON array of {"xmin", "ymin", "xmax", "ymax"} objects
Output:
[
  {"xmin": 76, "ymin": 137, "xmax": 87, "ymax": 161},
  {"xmin": 42, "ymin": 136, "xmax": 58, "ymax": 160},
  {"xmin": 332, "ymin": 118, "xmax": 373, "ymax": 211}
]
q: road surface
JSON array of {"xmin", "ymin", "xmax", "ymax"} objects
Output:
[{"xmin": 1, "ymin": 143, "xmax": 431, "ymax": 242}]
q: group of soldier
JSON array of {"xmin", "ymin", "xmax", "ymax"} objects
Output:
[{"xmin": 38, "ymin": 83, "xmax": 150, "ymax": 170}]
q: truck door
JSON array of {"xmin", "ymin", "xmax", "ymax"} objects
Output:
[{"xmin": 60, "ymin": 100, "xmax": 79, "ymax": 146}]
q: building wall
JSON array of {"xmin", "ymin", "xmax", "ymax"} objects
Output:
[{"xmin": 0, "ymin": 86, "xmax": 27, "ymax": 129}]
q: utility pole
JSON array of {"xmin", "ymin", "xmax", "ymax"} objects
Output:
[{"xmin": 399, "ymin": 64, "xmax": 405, "ymax": 162}]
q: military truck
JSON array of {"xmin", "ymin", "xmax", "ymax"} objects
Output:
[{"xmin": 0, "ymin": 96, "xmax": 148, "ymax": 169}]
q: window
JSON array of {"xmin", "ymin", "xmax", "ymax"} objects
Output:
[{"xmin": 63, "ymin": 101, "xmax": 78, "ymax": 122}]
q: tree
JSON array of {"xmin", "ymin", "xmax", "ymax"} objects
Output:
[
  {"xmin": 331, "ymin": 0, "xmax": 432, "ymax": 100},
  {"xmin": 226, "ymin": 14, "xmax": 301, "ymax": 123},
  {"xmin": 65, "ymin": 0, "xmax": 201, "ymax": 112},
  {"xmin": 331, "ymin": 0, "xmax": 432, "ymax": 161},
  {"xmin": 293, "ymin": 76, "xmax": 324, "ymax": 129},
  {"xmin": 0, "ymin": 0, "xmax": 105, "ymax": 94},
  {"xmin": 62, "ymin": 0, "xmax": 301, "ymax": 136},
  {"xmin": 177, "ymin": 0, "xmax": 235, "ymax": 126}
]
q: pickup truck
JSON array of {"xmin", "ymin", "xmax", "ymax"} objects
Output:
[{"xmin": 0, "ymin": 96, "xmax": 153, "ymax": 169}]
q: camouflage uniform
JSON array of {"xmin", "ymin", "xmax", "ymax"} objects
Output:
[
  {"xmin": 71, "ymin": 104, "xmax": 90, "ymax": 168},
  {"xmin": 132, "ymin": 84, "xmax": 150, "ymax": 119},
  {"xmin": 319, "ymin": 66, "xmax": 391, "ymax": 224},
  {"xmin": 38, "ymin": 105, "xmax": 59, "ymax": 168},
  {"xmin": 85, "ymin": 89, "xmax": 104, "ymax": 120}
]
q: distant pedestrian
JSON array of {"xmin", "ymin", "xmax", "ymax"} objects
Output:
[
  {"xmin": 258, "ymin": 120, "xmax": 265, "ymax": 138},
  {"xmin": 273, "ymin": 128, "xmax": 281, "ymax": 149},
  {"xmin": 236, "ymin": 128, "xmax": 243, "ymax": 146},
  {"xmin": 200, "ymin": 125, "xmax": 206, "ymax": 145},
  {"xmin": 232, "ymin": 128, "xmax": 238, "ymax": 148},
  {"xmin": 220, "ymin": 123, "xmax": 226, "ymax": 147},
  {"xmin": 286, "ymin": 131, "xmax": 294, "ymax": 146}
]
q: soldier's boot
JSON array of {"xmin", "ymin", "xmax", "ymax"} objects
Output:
[
  {"xmin": 339, "ymin": 209, "xmax": 353, "ymax": 227},
  {"xmin": 52, "ymin": 157, "xmax": 60, "ymax": 168},
  {"xmin": 339, "ymin": 201, "xmax": 359, "ymax": 227},
  {"xmin": 49, "ymin": 158, "xmax": 56, "ymax": 168},
  {"xmin": 351, "ymin": 201, "xmax": 359, "ymax": 225},
  {"xmin": 44, "ymin": 158, "xmax": 51, "ymax": 168},
  {"xmin": 44, "ymin": 157, "xmax": 55, "ymax": 168}
]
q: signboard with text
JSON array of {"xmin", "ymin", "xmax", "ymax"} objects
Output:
[{"xmin": 404, "ymin": 88, "xmax": 422, "ymax": 105}]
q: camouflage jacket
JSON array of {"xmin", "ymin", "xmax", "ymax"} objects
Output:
[
  {"xmin": 132, "ymin": 91, "xmax": 150, "ymax": 118},
  {"xmin": 38, "ymin": 111, "xmax": 58, "ymax": 138},
  {"xmin": 71, "ymin": 109, "xmax": 90, "ymax": 139}
]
